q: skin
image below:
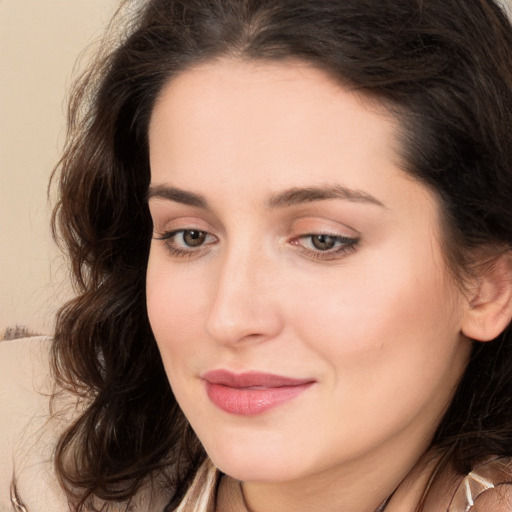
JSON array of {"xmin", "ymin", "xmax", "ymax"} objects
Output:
[{"xmin": 146, "ymin": 59, "xmax": 473, "ymax": 512}]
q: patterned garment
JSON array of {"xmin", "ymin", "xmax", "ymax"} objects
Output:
[
  {"xmin": 173, "ymin": 457, "xmax": 512, "ymax": 512},
  {"xmin": 448, "ymin": 458, "xmax": 512, "ymax": 512},
  {"xmin": 173, "ymin": 461, "xmax": 218, "ymax": 512}
]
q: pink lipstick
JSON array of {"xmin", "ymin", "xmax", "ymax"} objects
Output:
[{"xmin": 202, "ymin": 370, "xmax": 314, "ymax": 416}]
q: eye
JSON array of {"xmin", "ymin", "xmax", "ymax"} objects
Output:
[
  {"xmin": 153, "ymin": 229, "xmax": 217, "ymax": 257},
  {"xmin": 179, "ymin": 230, "xmax": 208, "ymax": 247},
  {"xmin": 309, "ymin": 234, "xmax": 340, "ymax": 251},
  {"xmin": 292, "ymin": 233, "xmax": 359, "ymax": 261}
]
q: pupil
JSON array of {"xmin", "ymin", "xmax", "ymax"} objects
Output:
[
  {"xmin": 184, "ymin": 230, "xmax": 206, "ymax": 247},
  {"xmin": 312, "ymin": 235, "xmax": 336, "ymax": 251}
]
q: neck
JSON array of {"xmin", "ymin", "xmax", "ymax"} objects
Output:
[
  {"xmin": 241, "ymin": 469, "xmax": 392, "ymax": 512},
  {"xmin": 239, "ymin": 436, "xmax": 433, "ymax": 512},
  {"xmin": 241, "ymin": 485, "xmax": 392, "ymax": 512}
]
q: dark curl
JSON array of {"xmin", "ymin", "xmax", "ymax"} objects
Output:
[{"xmin": 50, "ymin": 0, "xmax": 512, "ymax": 510}]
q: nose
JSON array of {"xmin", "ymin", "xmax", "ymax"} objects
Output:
[{"xmin": 205, "ymin": 245, "xmax": 283, "ymax": 347}]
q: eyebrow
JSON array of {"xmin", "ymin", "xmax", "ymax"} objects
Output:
[
  {"xmin": 146, "ymin": 184, "xmax": 385, "ymax": 209},
  {"xmin": 267, "ymin": 185, "xmax": 386, "ymax": 209},
  {"xmin": 147, "ymin": 185, "xmax": 208, "ymax": 208}
]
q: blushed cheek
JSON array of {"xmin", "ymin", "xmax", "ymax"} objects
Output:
[
  {"xmin": 146, "ymin": 265, "xmax": 180, "ymax": 350},
  {"xmin": 146, "ymin": 262, "xmax": 209, "ymax": 356},
  {"xmin": 146, "ymin": 278, "xmax": 197, "ymax": 389},
  {"xmin": 289, "ymin": 258, "xmax": 459, "ymax": 366}
]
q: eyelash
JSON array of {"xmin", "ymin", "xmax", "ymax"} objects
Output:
[
  {"xmin": 153, "ymin": 229, "xmax": 217, "ymax": 258},
  {"xmin": 153, "ymin": 230, "xmax": 359, "ymax": 261},
  {"xmin": 292, "ymin": 233, "xmax": 359, "ymax": 261}
]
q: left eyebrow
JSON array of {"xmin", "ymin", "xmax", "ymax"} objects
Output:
[
  {"xmin": 267, "ymin": 185, "xmax": 386, "ymax": 209},
  {"xmin": 146, "ymin": 185, "xmax": 209, "ymax": 209}
]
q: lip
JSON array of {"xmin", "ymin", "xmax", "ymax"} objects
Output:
[{"xmin": 202, "ymin": 370, "xmax": 315, "ymax": 416}]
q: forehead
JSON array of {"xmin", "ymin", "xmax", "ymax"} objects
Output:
[
  {"xmin": 150, "ymin": 58, "xmax": 397, "ymax": 140},
  {"xmin": 149, "ymin": 58, "xmax": 403, "ymax": 186}
]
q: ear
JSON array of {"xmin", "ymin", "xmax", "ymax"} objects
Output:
[{"xmin": 462, "ymin": 252, "xmax": 512, "ymax": 342}]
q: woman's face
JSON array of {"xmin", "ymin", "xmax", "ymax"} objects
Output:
[{"xmin": 146, "ymin": 59, "xmax": 471, "ymax": 484}]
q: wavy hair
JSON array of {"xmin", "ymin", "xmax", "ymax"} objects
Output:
[{"xmin": 50, "ymin": 0, "xmax": 512, "ymax": 509}]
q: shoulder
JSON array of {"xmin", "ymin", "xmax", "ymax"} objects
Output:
[
  {"xmin": 388, "ymin": 451, "xmax": 512, "ymax": 512},
  {"xmin": 449, "ymin": 458, "xmax": 512, "ymax": 512},
  {"xmin": 471, "ymin": 485, "xmax": 512, "ymax": 512},
  {"xmin": 0, "ymin": 336, "xmax": 71, "ymax": 511}
]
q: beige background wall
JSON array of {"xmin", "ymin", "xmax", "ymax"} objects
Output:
[
  {"xmin": 0, "ymin": 1, "xmax": 118, "ymax": 335},
  {"xmin": 1, "ymin": 0, "xmax": 511, "ymax": 336}
]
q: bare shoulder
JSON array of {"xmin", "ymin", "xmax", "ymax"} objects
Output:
[{"xmin": 0, "ymin": 336, "xmax": 71, "ymax": 511}]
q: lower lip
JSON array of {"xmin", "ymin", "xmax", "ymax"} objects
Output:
[{"xmin": 205, "ymin": 382, "xmax": 313, "ymax": 416}]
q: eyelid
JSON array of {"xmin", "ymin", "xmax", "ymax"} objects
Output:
[
  {"xmin": 150, "ymin": 211, "xmax": 212, "ymax": 230},
  {"xmin": 290, "ymin": 216, "xmax": 360, "ymax": 237}
]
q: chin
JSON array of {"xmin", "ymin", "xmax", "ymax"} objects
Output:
[
  {"xmin": 214, "ymin": 456, "xmax": 300, "ymax": 483},
  {"xmin": 201, "ymin": 435, "xmax": 311, "ymax": 483}
]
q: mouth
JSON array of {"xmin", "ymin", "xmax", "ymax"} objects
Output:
[{"xmin": 202, "ymin": 370, "xmax": 315, "ymax": 416}]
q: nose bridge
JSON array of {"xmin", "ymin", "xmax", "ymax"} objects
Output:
[{"xmin": 205, "ymin": 236, "xmax": 281, "ymax": 345}]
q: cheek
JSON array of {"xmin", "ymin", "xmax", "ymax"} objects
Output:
[
  {"xmin": 146, "ymin": 253, "xmax": 207, "ymax": 359},
  {"xmin": 283, "ymin": 261, "xmax": 467, "ymax": 452},
  {"xmin": 285, "ymin": 248, "xmax": 463, "ymax": 387},
  {"xmin": 146, "ymin": 260, "xmax": 210, "ymax": 415}
]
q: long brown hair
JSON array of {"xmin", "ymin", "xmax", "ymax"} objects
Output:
[{"xmin": 50, "ymin": 0, "xmax": 512, "ymax": 509}]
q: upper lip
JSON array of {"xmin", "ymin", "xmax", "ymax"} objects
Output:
[{"xmin": 202, "ymin": 369, "xmax": 315, "ymax": 389}]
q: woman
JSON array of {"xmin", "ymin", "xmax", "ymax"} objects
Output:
[{"xmin": 1, "ymin": 0, "xmax": 512, "ymax": 510}]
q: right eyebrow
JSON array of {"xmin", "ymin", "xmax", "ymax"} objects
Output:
[
  {"xmin": 146, "ymin": 185, "xmax": 209, "ymax": 209},
  {"xmin": 267, "ymin": 184, "xmax": 386, "ymax": 209}
]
